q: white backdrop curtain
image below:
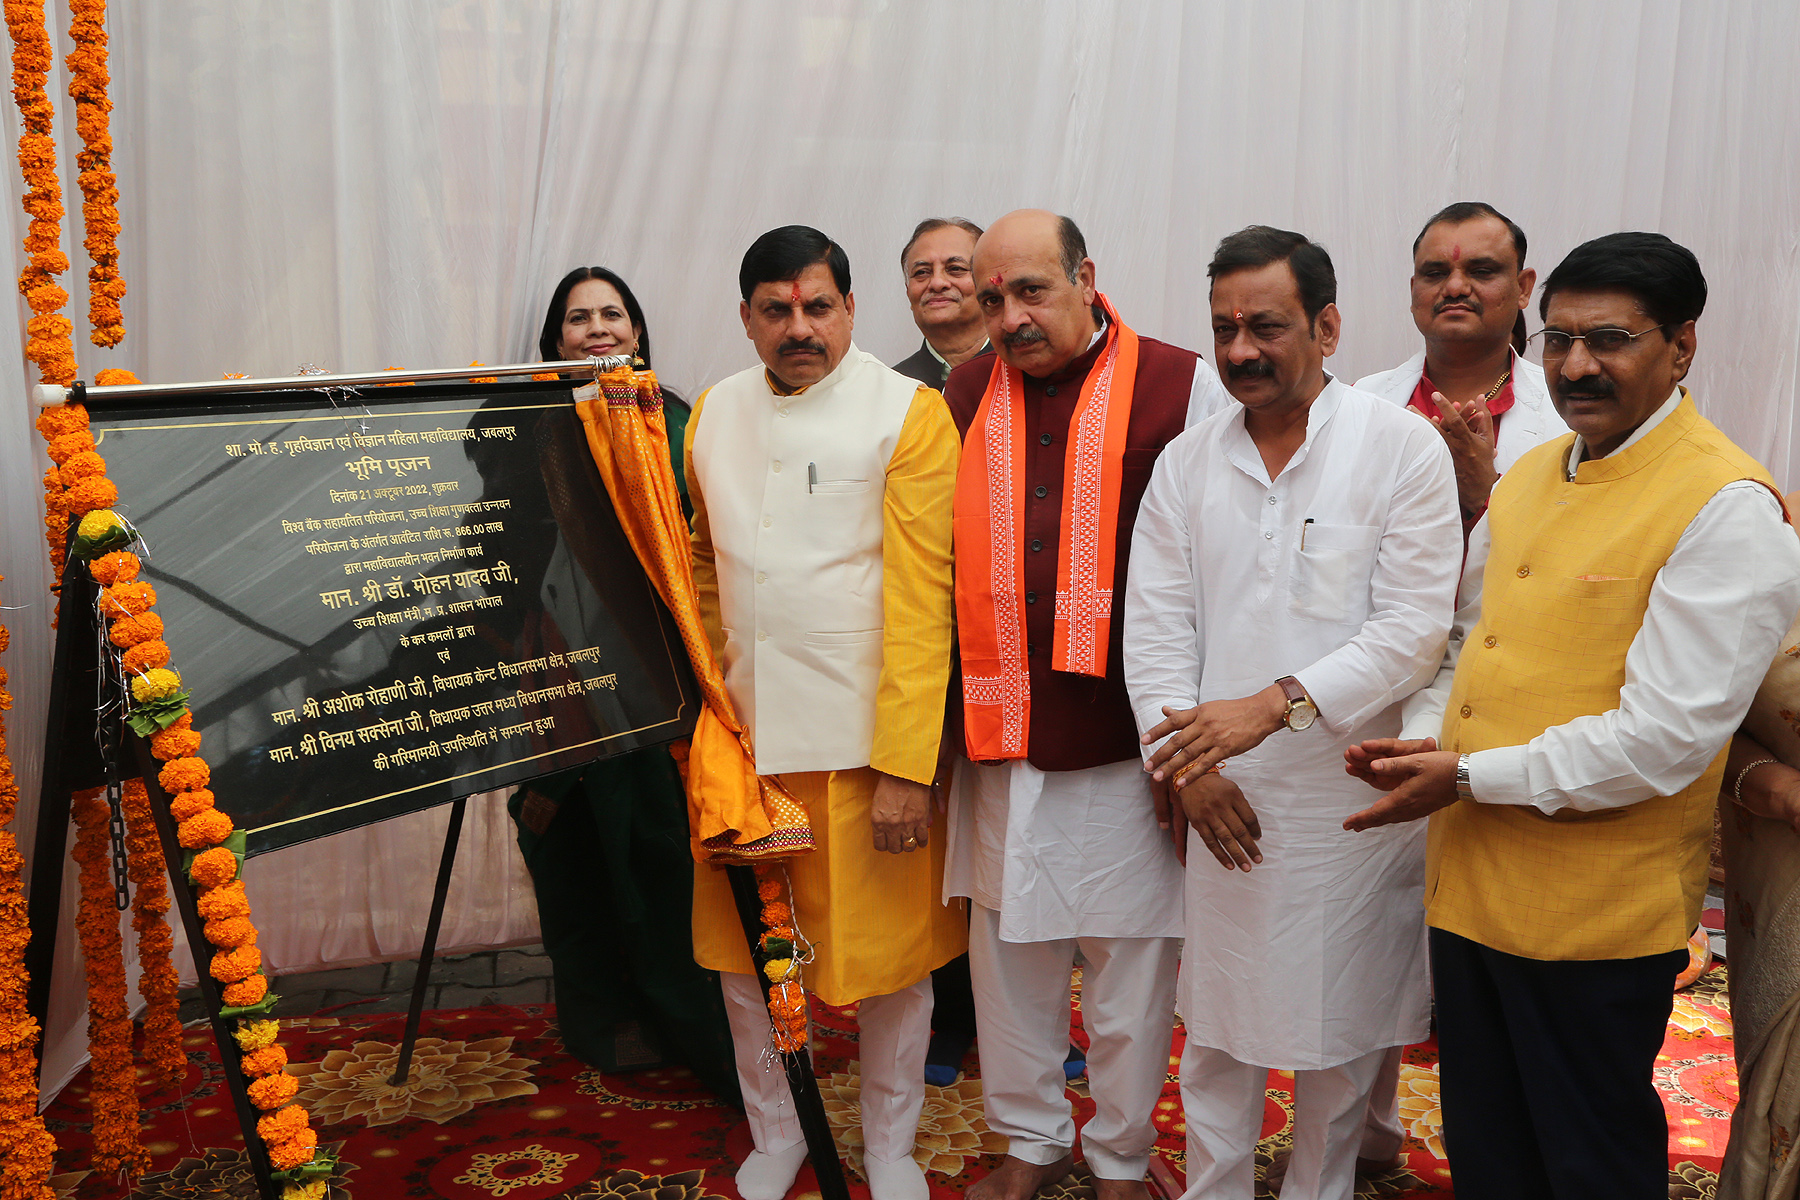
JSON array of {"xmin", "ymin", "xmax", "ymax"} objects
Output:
[{"xmin": 1, "ymin": 0, "xmax": 1797, "ymax": 1100}]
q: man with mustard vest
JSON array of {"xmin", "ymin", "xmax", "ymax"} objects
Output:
[
  {"xmin": 685, "ymin": 225, "xmax": 965, "ymax": 1200},
  {"xmin": 1341, "ymin": 232, "xmax": 1800, "ymax": 1198}
]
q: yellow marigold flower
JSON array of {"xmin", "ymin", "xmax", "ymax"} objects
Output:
[
  {"xmin": 130, "ymin": 667, "xmax": 182, "ymax": 703},
  {"xmin": 282, "ymin": 1180, "xmax": 328, "ymax": 1200},
  {"xmin": 762, "ymin": 957, "xmax": 794, "ymax": 982},
  {"xmin": 235, "ymin": 1019, "xmax": 281, "ymax": 1052},
  {"xmin": 76, "ymin": 508, "xmax": 121, "ymax": 540}
]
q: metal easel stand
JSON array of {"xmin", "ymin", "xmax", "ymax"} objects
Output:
[{"xmin": 725, "ymin": 864, "xmax": 852, "ymax": 1200}]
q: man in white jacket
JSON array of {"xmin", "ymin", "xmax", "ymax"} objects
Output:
[{"xmin": 1357, "ymin": 202, "xmax": 1567, "ymax": 535}]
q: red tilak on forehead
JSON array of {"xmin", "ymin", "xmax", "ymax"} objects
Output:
[
  {"xmin": 1234, "ymin": 309, "xmax": 1244, "ymax": 321},
  {"xmin": 790, "ymin": 282, "xmax": 802, "ymax": 304},
  {"xmin": 1451, "ymin": 244, "xmax": 1462, "ymax": 262},
  {"xmin": 989, "ymin": 274, "xmax": 1004, "ymax": 288}
]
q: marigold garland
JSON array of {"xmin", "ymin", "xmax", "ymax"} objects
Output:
[
  {"xmin": 65, "ymin": 0, "xmax": 124, "ymax": 347},
  {"xmin": 119, "ymin": 779, "xmax": 182, "ymax": 1093},
  {"xmin": 28, "ymin": 462, "xmax": 326, "ymax": 1188},
  {"xmin": 71, "ymin": 788, "xmax": 147, "ymax": 1177},
  {"xmin": 0, "ymin": 580, "xmax": 58, "ymax": 1200},
  {"xmin": 752, "ymin": 867, "xmax": 809, "ymax": 1053},
  {"xmin": 6, "ymin": 0, "xmax": 75, "ymax": 387}
]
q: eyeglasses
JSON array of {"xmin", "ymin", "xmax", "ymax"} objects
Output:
[{"xmin": 1530, "ymin": 325, "xmax": 1666, "ymax": 357}]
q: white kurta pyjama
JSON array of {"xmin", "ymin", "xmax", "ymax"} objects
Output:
[{"xmin": 1123, "ymin": 379, "xmax": 1461, "ymax": 1071}]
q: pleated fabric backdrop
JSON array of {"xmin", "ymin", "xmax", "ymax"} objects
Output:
[{"xmin": 1, "ymin": 0, "xmax": 1796, "ymax": 1100}]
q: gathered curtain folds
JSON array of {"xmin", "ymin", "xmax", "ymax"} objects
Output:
[{"xmin": 572, "ymin": 367, "xmax": 812, "ymax": 864}]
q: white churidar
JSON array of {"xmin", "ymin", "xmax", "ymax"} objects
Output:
[
  {"xmin": 1355, "ymin": 351, "xmax": 1567, "ymax": 475},
  {"xmin": 1178, "ymin": 1041, "xmax": 1388, "ymax": 1200},
  {"xmin": 1400, "ymin": 389, "xmax": 1800, "ymax": 811},
  {"xmin": 720, "ymin": 970, "xmax": 932, "ymax": 1164},
  {"xmin": 688, "ymin": 345, "xmax": 920, "ymax": 774},
  {"xmin": 1123, "ymin": 380, "xmax": 1461, "ymax": 1070},
  {"xmin": 944, "ymin": 757, "xmax": 1182, "ymax": 942},
  {"xmin": 967, "ymin": 903, "xmax": 1178, "ymax": 1178}
]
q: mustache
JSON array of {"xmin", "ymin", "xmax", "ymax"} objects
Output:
[
  {"xmin": 1226, "ymin": 359, "xmax": 1276, "ymax": 381},
  {"xmin": 1559, "ymin": 378, "xmax": 1616, "ymax": 399},
  {"xmin": 779, "ymin": 339, "xmax": 826, "ymax": 355},
  {"xmin": 1002, "ymin": 326, "xmax": 1047, "ymax": 348},
  {"xmin": 1435, "ymin": 295, "xmax": 1482, "ymax": 315}
]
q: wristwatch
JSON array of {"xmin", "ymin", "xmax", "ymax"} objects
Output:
[
  {"xmin": 1455, "ymin": 753, "xmax": 1474, "ymax": 803},
  {"xmin": 1275, "ymin": 676, "xmax": 1317, "ymax": 732}
]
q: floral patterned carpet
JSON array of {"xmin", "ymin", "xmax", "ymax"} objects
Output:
[{"xmin": 40, "ymin": 964, "xmax": 1738, "ymax": 1199}]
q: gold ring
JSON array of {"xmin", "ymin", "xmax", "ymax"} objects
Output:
[{"xmin": 904, "ymin": 836, "xmax": 918, "ymax": 848}]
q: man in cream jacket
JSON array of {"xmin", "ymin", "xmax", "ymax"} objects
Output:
[{"xmin": 684, "ymin": 225, "xmax": 964, "ymax": 1200}]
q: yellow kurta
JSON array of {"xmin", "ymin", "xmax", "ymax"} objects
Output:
[{"xmin": 684, "ymin": 383, "xmax": 967, "ymax": 1005}]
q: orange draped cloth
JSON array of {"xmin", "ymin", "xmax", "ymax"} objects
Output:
[
  {"xmin": 572, "ymin": 367, "xmax": 812, "ymax": 863},
  {"xmin": 952, "ymin": 293, "xmax": 1139, "ymax": 760}
]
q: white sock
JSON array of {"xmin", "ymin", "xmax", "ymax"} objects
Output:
[
  {"xmin": 735, "ymin": 1142, "xmax": 809, "ymax": 1200},
  {"xmin": 864, "ymin": 1150, "xmax": 929, "ymax": 1200}
]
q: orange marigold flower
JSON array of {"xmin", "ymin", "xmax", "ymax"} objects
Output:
[
  {"xmin": 34, "ymin": 403, "xmax": 88, "ymax": 439},
  {"xmin": 46, "ymin": 428, "xmax": 95, "ymax": 464},
  {"xmin": 108, "ymin": 611, "xmax": 163, "ymax": 647},
  {"xmin": 761, "ymin": 901, "xmax": 791, "ymax": 926},
  {"xmin": 209, "ymin": 943, "xmax": 262, "ymax": 984},
  {"xmin": 64, "ymin": 475, "xmax": 117, "ymax": 514},
  {"xmin": 204, "ymin": 915, "xmax": 257, "ymax": 949},
  {"xmin": 246, "ymin": 1069, "xmax": 297, "ymax": 1110},
  {"xmin": 221, "ymin": 973, "xmax": 269, "ymax": 1007},
  {"xmin": 178, "ymin": 807, "xmax": 233, "ymax": 849},
  {"xmin": 94, "ymin": 368, "xmax": 139, "ymax": 386},
  {"xmin": 757, "ymin": 880, "xmax": 782, "ymax": 901},
  {"xmin": 531, "ymin": 371, "xmax": 558, "ymax": 381},
  {"xmin": 151, "ymin": 726, "xmax": 202, "ymax": 762},
  {"xmin": 159, "ymin": 756, "xmax": 210, "ymax": 794},
  {"xmin": 266, "ymin": 1126, "xmax": 318, "ymax": 1169},
  {"xmin": 56, "ymin": 449, "xmax": 105, "ymax": 483},
  {"xmin": 120, "ymin": 639, "xmax": 171, "ymax": 673},
  {"xmin": 168, "ymin": 788, "xmax": 215, "ymax": 822},
  {"xmin": 100, "ymin": 580, "xmax": 156, "ymax": 617},
  {"xmin": 256, "ymin": 1103, "xmax": 308, "ymax": 1142},
  {"xmin": 239, "ymin": 1044, "xmax": 287, "ymax": 1078},
  {"xmin": 89, "ymin": 550, "xmax": 141, "ymax": 585},
  {"xmin": 190, "ymin": 846, "xmax": 238, "ymax": 889},
  {"xmin": 196, "ymin": 879, "xmax": 249, "ymax": 920}
]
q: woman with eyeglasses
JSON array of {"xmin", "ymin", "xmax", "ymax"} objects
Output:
[{"xmin": 506, "ymin": 266, "xmax": 731, "ymax": 1098}]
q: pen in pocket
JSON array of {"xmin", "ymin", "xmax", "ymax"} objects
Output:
[
  {"xmin": 1302, "ymin": 517, "xmax": 1314, "ymax": 549},
  {"xmin": 808, "ymin": 463, "xmax": 817, "ymax": 494}
]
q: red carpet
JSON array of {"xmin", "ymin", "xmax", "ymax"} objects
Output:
[{"xmin": 40, "ymin": 965, "xmax": 1736, "ymax": 1199}]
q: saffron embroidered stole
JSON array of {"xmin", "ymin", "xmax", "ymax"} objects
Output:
[{"xmin": 954, "ymin": 294, "xmax": 1139, "ymax": 760}]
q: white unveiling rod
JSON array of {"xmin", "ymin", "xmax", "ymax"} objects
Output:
[{"xmin": 31, "ymin": 355, "xmax": 636, "ymax": 407}]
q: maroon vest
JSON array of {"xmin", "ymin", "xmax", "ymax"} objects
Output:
[{"xmin": 944, "ymin": 331, "xmax": 1199, "ymax": 771}]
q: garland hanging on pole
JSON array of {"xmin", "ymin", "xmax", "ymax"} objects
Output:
[
  {"xmin": 64, "ymin": 0, "xmax": 123, "ymax": 347},
  {"xmin": 0, "ymin": 598, "xmax": 57, "ymax": 1200}
]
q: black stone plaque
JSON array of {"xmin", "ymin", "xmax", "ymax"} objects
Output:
[{"xmin": 86, "ymin": 379, "xmax": 697, "ymax": 855}]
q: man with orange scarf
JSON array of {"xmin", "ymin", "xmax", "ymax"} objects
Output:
[{"xmin": 942, "ymin": 209, "xmax": 1229, "ymax": 1200}]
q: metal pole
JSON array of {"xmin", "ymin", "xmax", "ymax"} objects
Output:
[
  {"xmin": 725, "ymin": 864, "xmax": 852, "ymax": 1200},
  {"xmin": 390, "ymin": 794, "xmax": 467, "ymax": 1086},
  {"xmin": 34, "ymin": 355, "xmax": 635, "ymax": 407}
]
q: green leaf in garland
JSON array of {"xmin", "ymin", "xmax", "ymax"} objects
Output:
[
  {"xmin": 271, "ymin": 1146, "xmax": 340, "ymax": 1184},
  {"xmin": 72, "ymin": 525, "xmax": 133, "ymax": 561},
  {"xmin": 126, "ymin": 691, "xmax": 193, "ymax": 737},
  {"xmin": 184, "ymin": 829, "xmax": 247, "ymax": 886},
  {"xmin": 218, "ymin": 983, "xmax": 280, "ymax": 1020},
  {"xmin": 760, "ymin": 936, "xmax": 793, "ymax": 959}
]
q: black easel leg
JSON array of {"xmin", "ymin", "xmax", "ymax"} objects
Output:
[
  {"xmin": 132, "ymin": 738, "xmax": 279, "ymax": 1200},
  {"xmin": 391, "ymin": 793, "xmax": 466, "ymax": 1086},
  {"xmin": 25, "ymin": 566, "xmax": 100, "ymax": 1079},
  {"xmin": 725, "ymin": 864, "xmax": 851, "ymax": 1200}
]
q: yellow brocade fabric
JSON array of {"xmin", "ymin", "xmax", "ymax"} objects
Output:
[
  {"xmin": 689, "ymin": 768, "xmax": 965, "ymax": 1005},
  {"xmin": 1429, "ymin": 393, "xmax": 1775, "ymax": 959},
  {"xmin": 572, "ymin": 368, "xmax": 812, "ymax": 863}
]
